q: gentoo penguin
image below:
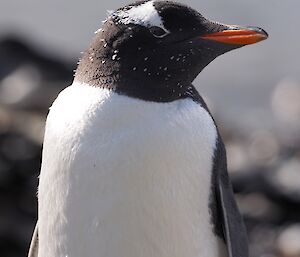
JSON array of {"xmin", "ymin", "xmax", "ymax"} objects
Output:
[{"xmin": 28, "ymin": 1, "xmax": 268, "ymax": 257}]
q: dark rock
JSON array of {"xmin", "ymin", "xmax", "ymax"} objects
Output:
[{"xmin": 0, "ymin": 36, "xmax": 76, "ymax": 111}]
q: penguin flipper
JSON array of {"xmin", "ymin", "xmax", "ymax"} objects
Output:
[
  {"xmin": 28, "ymin": 222, "xmax": 39, "ymax": 257},
  {"xmin": 215, "ymin": 138, "xmax": 249, "ymax": 257}
]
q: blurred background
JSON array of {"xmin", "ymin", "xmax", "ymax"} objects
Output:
[{"xmin": 0, "ymin": 0, "xmax": 299, "ymax": 256}]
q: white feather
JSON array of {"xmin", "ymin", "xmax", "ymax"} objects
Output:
[
  {"xmin": 38, "ymin": 82, "xmax": 227, "ymax": 257},
  {"xmin": 114, "ymin": 0, "xmax": 169, "ymax": 33}
]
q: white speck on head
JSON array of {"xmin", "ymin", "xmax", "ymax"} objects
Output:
[
  {"xmin": 95, "ymin": 28, "xmax": 103, "ymax": 34},
  {"xmin": 114, "ymin": 1, "xmax": 169, "ymax": 34},
  {"xmin": 112, "ymin": 54, "xmax": 117, "ymax": 60},
  {"xmin": 144, "ymin": 68, "xmax": 148, "ymax": 72},
  {"xmin": 102, "ymin": 60, "xmax": 106, "ymax": 64},
  {"xmin": 144, "ymin": 57, "xmax": 149, "ymax": 61},
  {"xmin": 104, "ymin": 43, "xmax": 108, "ymax": 48},
  {"xmin": 170, "ymin": 56, "xmax": 175, "ymax": 60},
  {"xmin": 133, "ymin": 67, "xmax": 137, "ymax": 71},
  {"xmin": 164, "ymin": 67, "xmax": 168, "ymax": 71}
]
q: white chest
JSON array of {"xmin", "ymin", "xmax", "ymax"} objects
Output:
[{"xmin": 38, "ymin": 82, "xmax": 226, "ymax": 257}]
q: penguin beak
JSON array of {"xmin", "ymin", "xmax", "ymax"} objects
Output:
[{"xmin": 200, "ymin": 26, "xmax": 268, "ymax": 45}]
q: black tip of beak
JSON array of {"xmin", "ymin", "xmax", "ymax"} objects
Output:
[{"xmin": 245, "ymin": 26, "xmax": 269, "ymax": 39}]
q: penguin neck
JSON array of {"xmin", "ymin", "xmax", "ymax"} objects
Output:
[{"xmin": 75, "ymin": 56, "xmax": 193, "ymax": 102}]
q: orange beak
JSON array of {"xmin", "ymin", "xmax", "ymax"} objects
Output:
[{"xmin": 201, "ymin": 27, "xmax": 268, "ymax": 45}]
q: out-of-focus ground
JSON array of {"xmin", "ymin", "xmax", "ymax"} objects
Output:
[{"xmin": 0, "ymin": 0, "xmax": 299, "ymax": 257}]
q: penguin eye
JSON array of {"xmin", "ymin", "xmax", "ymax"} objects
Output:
[{"xmin": 149, "ymin": 26, "xmax": 168, "ymax": 38}]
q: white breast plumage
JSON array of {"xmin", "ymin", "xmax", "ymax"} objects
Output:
[{"xmin": 38, "ymin": 82, "xmax": 226, "ymax": 257}]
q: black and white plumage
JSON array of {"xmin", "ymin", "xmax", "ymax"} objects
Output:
[{"xmin": 28, "ymin": 1, "xmax": 267, "ymax": 257}]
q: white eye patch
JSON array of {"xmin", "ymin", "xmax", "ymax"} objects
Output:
[{"xmin": 113, "ymin": 1, "xmax": 170, "ymax": 35}]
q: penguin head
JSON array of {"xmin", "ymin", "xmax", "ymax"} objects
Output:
[{"xmin": 75, "ymin": 0, "xmax": 268, "ymax": 101}]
